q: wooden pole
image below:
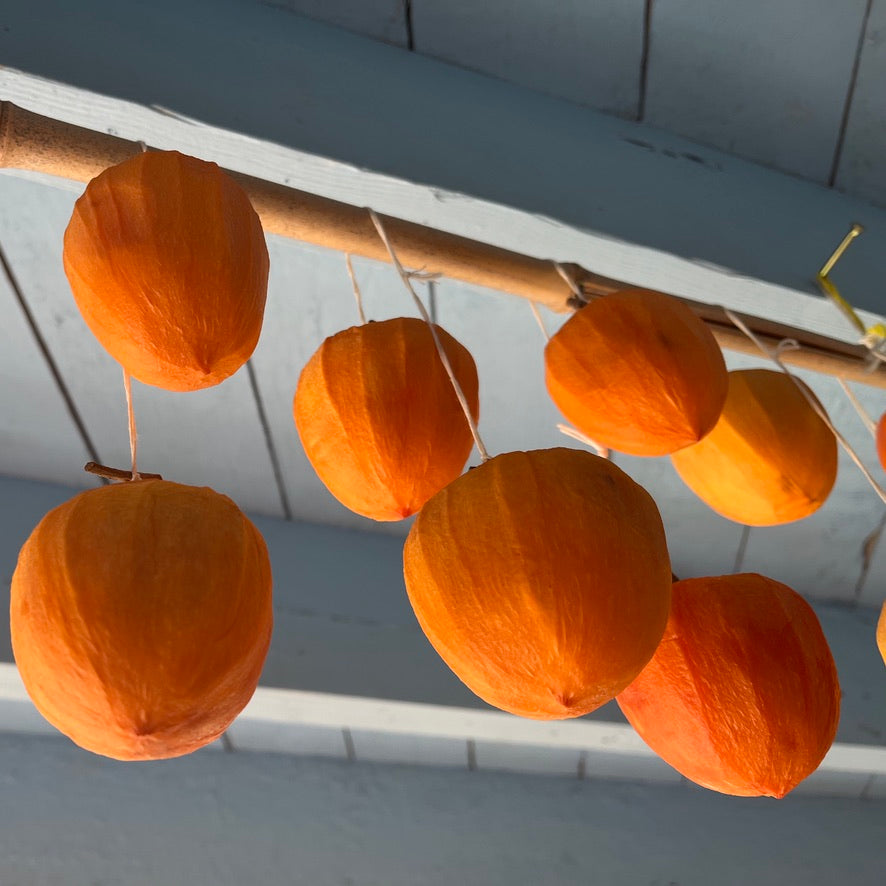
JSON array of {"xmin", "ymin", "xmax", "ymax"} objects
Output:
[{"xmin": 1, "ymin": 101, "xmax": 884, "ymax": 389}]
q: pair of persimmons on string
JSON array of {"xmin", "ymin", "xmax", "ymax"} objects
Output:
[{"xmin": 9, "ymin": 148, "xmax": 854, "ymax": 800}]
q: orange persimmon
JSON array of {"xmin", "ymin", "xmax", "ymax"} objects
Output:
[
  {"xmin": 403, "ymin": 448, "xmax": 672, "ymax": 719},
  {"xmin": 63, "ymin": 150, "xmax": 269, "ymax": 391},
  {"xmin": 544, "ymin": 289, "xmax": 727, "ymax": 456},
  {"xmin": 878, "ymin": 602, "xmax": 886, "ymax": 667},
  {"xmin": 671, "ymin": 369, "xmax": 837, "ymax": 525},
  {"xmin": 877, "ymin": 412, "xmax": 886, "ymax": 471},
  {"xmin": 617, "ymin": 573, "xmax": 840, "ymax": 798},
  {"xmin": 10, "ymin": 480, "xmax": 273, "ymax": 761},
  {"xmin": 294, "ymin": 317, "xmax": 479, "ymax": 521}
]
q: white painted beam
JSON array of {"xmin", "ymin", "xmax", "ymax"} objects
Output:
[{"xmin": 0, "ymin": 1, "xmax": 885, "ymax": 325}]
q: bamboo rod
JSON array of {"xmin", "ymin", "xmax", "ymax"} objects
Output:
[{"xmin": 1, "ymin": 101, "xmax": 884, "ymax": 390}]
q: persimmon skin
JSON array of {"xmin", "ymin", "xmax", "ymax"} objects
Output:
[
  {"xmin": 544, "ymin": 289, "xmax": 727, "ymax": 456},
  {"xmin": 877, "ymin": 602, "xmax": 886, "ymax": 668},
  {"xmin": 671, "ymin": 369, "xmax": 837, "ymax": 526},
  {"xmin": 10, "ymin": 480, "xmax": 273, "ymax": 761},
  {"xmin": 877, "ymin": 412, "xmax": 886, "ymax": 471},
  {"xmin": 617, "ymin": 574, "xmax": 841, "ymax": 798},
  {"xmin": 294, "ymin": 317, "xmax": 479, "ymax": 521},
  {"xmin": 63, "ymin": 150, "xmax": 269, "ymax": 391},
  {"xmin": 403, "ymin": 448, "xmax": 672, "ymax": 720}
]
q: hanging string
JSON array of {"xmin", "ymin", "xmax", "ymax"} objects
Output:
[
  {"xmin": 816, "ymin": 224, "xmax": 886, "ymax": 371},
  {"xmin": 556, "ymin": 423, "xmax": 610, "ymax": 460},
  {"xmin": 344, "ymin": 253, "xmax": 367, "ymax": 325},
  {"xmin": 122, "ymin": 369, "xmax": 140, "ymax": 481},
  {"xmin": 553, "ymin": 261, "xmax": 587, "ymax": 305},
  {"xmin": 724, "ymin": 307, "xmax": 886, "ymax": 505},
  {"xmin": 368, "ymin": 208, "xmax": 490, "ymax": 463},
  {"xmin": 837, "ymin": 379, "xmax": 877, "ymax": 436},
  {"xmin": 528, "ymin": 300, "xmax": 551, "ymax": 342}
]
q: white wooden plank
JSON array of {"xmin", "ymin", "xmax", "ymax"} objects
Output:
[
  {"xmin": 226, "ymin": 719, "xmax": 347, "ymax": 758},
  {"xmin": 3, "ymin": 67, "xmax": 886, "ymax": 330},
  {"xmin": 0, "ymin": 245, "xmax": 94, "ymax": 487},
  {"xmin": 739, "ymin": 370, "xmax": 885, "ymax": 603},
  {"xmin": 0, "ymin": 173, "xmax": 284, "ymax": 515},
  {"xmin": 412, "ymin": 0, "xmax": 645, "ymax": 117},
  {"xmin": 858, "ymin": 528, "xmax": 885, "ymax": 609},
  {"xmin": 836, "ymin": 0, "xmax": 886, "ymax": 206},
  {"xmin": 473, "ymin": 741, "xmax": 582, "ymax": 777},
  {"xmin": 349, "ymin": 730, "xmax": 468, "ymax": 767},
  {"xmin": 267, "ymin": 0, "xmax": 408, "ymax": 47},
  {"xmin": 582, "ymin": 751, "xmax": 682, "ymax": 786},
  {"xmin": 432, "ymin": 281, "xmax": 749, "ymax": 583},
  {"xmin": 644, "ymin": 0, "xmax": 870, "ymax": 183}
]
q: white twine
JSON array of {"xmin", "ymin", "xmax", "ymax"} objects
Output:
[
  {"xmin": 553, "ymin": 261, "xmax": 587, "ymax": 304},
  {"xmin": 528, "ymin": 300, "xmax": 550, "ymax": 342},
  {"xmin": 837, "ymin": 379, "xmax": 877, "ymax": 436},
  {"xmin": 344, "ymin": 254, "xmax": 367, "ymax": 325},
  {"xmin": 122, "ymin": 369, "xmax": 140, "ymax": 481},
  {"xmin": 367, "ymin": 208, "xmax": 490, "ymax": 463},
  {"xmin": 556, "ymin": 423, "xmax": 611, "ymax": 460},
  {"xmin": 724, "ymin": 308, "xmax": 886, "ymax": 505}
]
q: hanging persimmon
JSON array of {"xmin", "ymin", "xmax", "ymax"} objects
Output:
[
  {"xmin": 63, "ymin": 150, "xmax": 269, "ymax": 391},
  {"xmin": 294, "ymin": 317, "xmax": 479, "ymax": 521},
  {"xmin": 877, "ymin": 412, "xmax": 886, "ymax": 471},
  {"xmin": 878, "ymin": 602, "xmax": 886, "ymax": 667},
  {"xmin": 544, "ymin": 289, "xmax": 727, "ymax": 456},
  {"xmin": 10, "ymin": 480, "xmax": 273, "ymax": 761},
  {"xmin": 617, "ymin": 573, "xmax": 840, "ymax": 798},
  {"xmin": 670, "ymin": 369, "xmax": 837, "ymax": 525},
  {"xmin": 403, "ymin": 447, "xmax": 672, "ymax": 719}
]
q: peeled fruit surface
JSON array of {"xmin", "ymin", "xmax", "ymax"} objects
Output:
[
  {"xmin": 617, "ymin": 574, "xmax": 840, "ymax": 798},
  {"xmin": 63, "ymin": 150, "xmax": 269, "ymax": 391},
  {"xmin": 294, "ymin": 317, "xmax": 479, "ymax": 521},
  {"xmin": 10, "ymin": 480, "xmax": 273, "ymax": 761},
  {"xmin": 878, "ymin": 602, "xmax": 886, "ymax": 668},
  {"xmin": 671, "ymin": 369, "xmax": 837, "ymax": 525},
  {"xmin": 877, "ymin": 412, "xmax": 886, "ymax": 471},
  {"xmin": 544, "ymin": 289, "xmax": 727, "ymax": 456},
  {"xmin": 403, "ymin": 448, "xmax": 672, "ymax": 719}
]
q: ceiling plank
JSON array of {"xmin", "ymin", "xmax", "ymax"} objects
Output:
[
  {"xmin": 411, "ymin": 0, "xmax": 646, "ymax": 118},
  {"xmin": 266, "ymin": 0, "xmax": 409, "ymax": 47},
  {"xmin": 644, "ymin": 0, "xmax": 870, "ymax": 183},
  {"xmin": 835, "ymin": 0, "xmax": 886, "ymax": 205},
  {"xmin": 0, "ymin": 260, "xmax": 94, "ymax": 487},
  {"xmin": 0, "ymin": 174, "xmax": 285, "ymax": 516},
  {"xmin": 2, "ymin": 10, "xmax": 886, "ymax": 324}
]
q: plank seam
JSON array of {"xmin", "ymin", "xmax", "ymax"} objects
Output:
[
  {"xmin": 829, "ymin": 0, "xmax": 874, "ymax": 188},
  {"xmin": 245, "ymin": 360, "xmax": 293, "ymax": 520},
  {"xmin": 637, "ymin": 0, "xmax": 655, "ymax": 121},
  {"xmin": 0, "ymin": 240, "xmax": 102, "ymax": 467},
  {"xmin": 404, "ymin": 0, "xmax": 414, "ymax": 52}
]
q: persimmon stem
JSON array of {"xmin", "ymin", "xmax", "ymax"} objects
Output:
[
  {"xmin": 123, "ymin": 369, "xmax": 140, "ymax": 481},
  {"xmin": 85, "ymin": 462, "xmax": 162, "ymax": 482},
  {"xmin": 724, "ymin": 308, "xmax": 886, "ymax": 506},
  {"xmin": 345, "ymin": 253, "xmax": 367, "ymax": 325},
  {"xmin": 368, "ymin": 208, "xmax": 491, "ymax": 464}
]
